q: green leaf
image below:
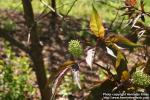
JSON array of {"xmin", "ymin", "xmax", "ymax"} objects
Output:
[
  {"xmin": 116, "ymin": 50, "xmax": 125, "ymax": 69},
  {"xmin": 90, "ymin": 5, "xmax": 105, "ymax": 38},
  {"xmin": 107, "ymin": 43, "xmax": 129, "ymax": 81},
  {"xmin": 107, "ymin": 35, "xmax": 143, "ymax": 49}
]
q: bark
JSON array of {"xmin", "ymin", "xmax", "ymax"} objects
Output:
[
  {"xmin": 21, "ymin": 0, "xmax": 51, "ymax": 99},
  {"xmin": 144, "ymin": 54, "xmax": 150, "ymax": 75},
  {"xmin": 50, "ymin": 0, "xmax": 57, "ymax": 34}
]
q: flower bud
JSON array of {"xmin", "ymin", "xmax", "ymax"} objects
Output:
[{"xmin": 68, "ymin": 40, "xmax": 83, "ymax": 58}]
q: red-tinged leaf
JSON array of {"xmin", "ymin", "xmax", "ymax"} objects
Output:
[
  {"xmin": 125, "ymin": 0, "xmax": 137, "ymax": 7},
  {"xmin": 140, "ymin": 0, "xmax": 145, "ymax": 13},
  {"xmin": 51, "ymin": 67, "xmax": 70, "ymax": 100},
  {"xmin": 46, "ymin": 61, "xmax": 75, "ymax": 88}
]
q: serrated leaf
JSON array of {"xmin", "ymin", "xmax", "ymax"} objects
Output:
[
  {"xmin": 107, "ymin": 35, "xmax": 143, "ymax": 49},
  {"xmin": 85, "ymin": 48, "xmax": 96, "ymax": 69},
  {"xmin": 90, "ymin": 5, "xmax": 105, "ymax": 38}
]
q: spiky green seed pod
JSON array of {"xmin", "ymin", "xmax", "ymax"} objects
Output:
[
  {"xmin": 132, "ymin": 71, "xmax": 150, "ymax": 88},
  {"xmin": 68, "ymin": 40, "xmax": 83, "ymax": 58}
]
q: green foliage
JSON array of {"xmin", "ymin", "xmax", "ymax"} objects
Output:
[
  {"xmin": 0, "ymin": 0, "xmax": 150, "ymax": 24},
  {"xmin": 0, "ymin": 0, "xmax": 22, "ymax": 11},
  {"xmin": 132, "ymin": 71, "xmax": 150, "ymax": 88},
  {"xmin": 68, "ymin": 40, "xmax": 83, "ymax": 58},
  {"xmin": 59, "ymin": 74, "xmax": 79, "ymax": 96},
  {"xmin": 0, "ymin": 42, "xmax": 35, "ymax": 100},
  {"xmin": 1, "ymin": 18, "xmax": 16, "ymax": 31}
]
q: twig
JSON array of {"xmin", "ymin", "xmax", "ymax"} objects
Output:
[
  {"xmin": 57, "ymin": 2, "xmax": 77, "ymax": 9},
  {"xmin": 109, "ymin": 10, "xmax": 119, "ymax": 30},
  {"xmin": 96, "ymin": 0, "xmax": 119, "ymax": 9},
  {"xmin": 118, "ymin": 16, "xmax": 125, "ymax": 29},
  {"xmin": 40, "ymin": 0, "xmax": 63, "ymax": 18},
  {"xmin": 36, "ymin": 2, "xmax": 76, "ymax": 21},
  {"xmin": 133, "ymin": 7, "xmax": 150, "ymax": 17},
  {"xmin": 65, "ymin": 0, "xmax": 78, "ymax": 17},
  {"xmin": 96, "ymin": 0, "xmax": 150, "ymax": 17},
  {"xmin": 93, "ymin": 62, "xmax": 115, "ymax": 79},
  {"xmin": 35, "ymin": 6, "xmax": 49, "ymax": 21}
]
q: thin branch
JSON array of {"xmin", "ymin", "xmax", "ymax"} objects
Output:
[
  {"xmin": 0, "ymin": 29, "xmax": 30, "ymax": 53},
  {"xmin": 35, "ymin": 7, "xmax": 49, "ymax": 21},
  {"xmin": 57, "ymin": 2, "xmax": 77, "ymax": 9},
  {"xmin": 118, "ymin": 16, "xmax": 125, "ymax": 29},
  {"xmin": 93, "ymin": 62, "xmax": 115, "ymax": 79},
  {"xmin": 36, "ymin": 2, "xmax": 78, "ymax": 22},
  {"xmin": 96, "ymin": 0, "xmax": 119, "ymax": 9},
  {"xmin": 133, "ymin": 7, "xmax": 150, "ymax": 17},
  {"xmin": 40, "ymin": 0, "xmax": 63, "ymax": 18},
  {"xmin": 65, "ymin": 0, "xmax": 78, "ymax": 17},
  {"xmin": 96, "ymin": 0, "xmax": 150, "ymax": 17},
  {"xmin": 109, "ymin": 10, "xmax": 119, "ymax": 30}
]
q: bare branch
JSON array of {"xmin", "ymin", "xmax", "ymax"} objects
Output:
[
  {"xmin": 40, "ymin": 0, "xmax": 63, "ymax": 18},
  {"xmin": 109, "ymin": 10, "xmax": 119, "ymax": 30},
  {"xmin": 65, "ymin": 0, "xmax": 78, "ymax": 17}
]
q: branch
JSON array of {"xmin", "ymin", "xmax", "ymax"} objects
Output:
[
  {"xmin": 93, "ymin": 62, "xmax": 115, "ymax": 79},
  {"xmin": 40, "ymin": 0, "xmax": 63, "ymax": 18},
  {"xmin": 65, "ymin": 0, "xmax": 78, "ymax": 17},
  {"xmin": 0, "ymin": 28, "xmax": 29, "ymax": 53},
  {"xmin": 96, "ymin": 0, "xmax": 119, "ymax": 9},
  {"xmin": 22, "ymin": 0, "xmax": 52, "ymax": 99},
  {"xmin": 109, "ymin": 10, "xmax": 119, "ymax": 30}
]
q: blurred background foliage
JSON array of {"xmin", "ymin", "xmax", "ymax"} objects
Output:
[
  {"xmin": 0, "ymin": 0, "xmax": 150, "ymax": 21},
  {"xmin": 1, "ymin": 0, "xmax": 150, "ymax": 35},
  {"xmin": 0, "ymin": 42, "xmax": 36, "ymax": 100}
]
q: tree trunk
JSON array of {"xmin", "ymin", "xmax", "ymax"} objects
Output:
[
  {"xmin": 21, "ymin": 0, "xmax": 51, "ymax": 99},
  {"xmin": 50, "ymin": 0, "xmax": 57, "ymax": 34}
]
